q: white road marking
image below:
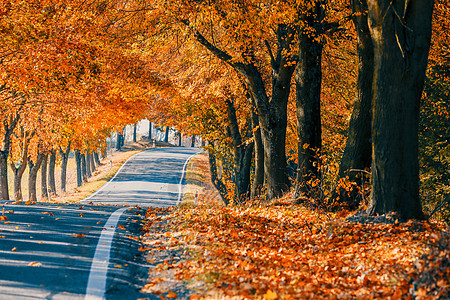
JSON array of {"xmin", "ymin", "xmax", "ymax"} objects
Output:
[
  {"xmin": 85, "ymin": 207, "xmax": 128, "ymax": 300},
  {"xmin": 79, "ymin": 152, "xmax": 138, "ymax": 202}
]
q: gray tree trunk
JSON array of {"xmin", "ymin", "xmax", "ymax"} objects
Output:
[
  {"xmin": 28, "ymin": 153, "xmax": 45, "ymax": 202},
  {"xmin": 41, "ymin": 154, "xmax": 49, "ymax": 201},
  {"xmin": 75, "ymin": 149, "xmax": 82, "ymax": 187},
  {"xmin": 60, "ymin": 142, "xmax": 71, "ymax": 192},
  {"xmin": 48, "ymin": 150, "xmax": 57, "ymax": 196}
]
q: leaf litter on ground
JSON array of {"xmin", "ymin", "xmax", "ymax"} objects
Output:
[{"xmin": 140, "ymin": 201, "xmax": 448, "ymax": 299}]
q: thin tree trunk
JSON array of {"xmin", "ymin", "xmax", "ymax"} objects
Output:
[
  {"xmin": 0, "ymin": 114, "xmax": 20, "ymax": 200},
  {"xmin": 60, "ymin": 142, "xmax": 71, "ymax": 192},
  {"xmin": 149, "ymin": 122, "xmax": 153, "ymax": 140},
  {"xmin": 191, "ymin": 135, "xmax": 196, "ymax": 147},
  {"xmin": 75, "ymin": 149, "xmax": 82, "ymax": 187},
  {"xmin": 178, "ymin": 132, "xmax": 182, "ymax": 147},
  {"xmin": 225, "ymin": 99, "xmax": 253, "ymax": 201},
  {"xmin": 81, "ymin": 153, "xmax": 87, "ymax": 182},
  {"xmin": 366, "ymin": 0, "xmax": 433, "ymax": 220},
  {"xmin": 331, "ymin": 0, "xmax": 373, "ymax": 210},
  {"xmin": 88, "ymin": 152, "xmax": 95, "ymax": 174},
  {"xmin": 164, "ymin": 126, "xmax": 170, "ymax": 143},
  {"xmin": 28, "ymin": 153, "xmax": 45, "ymax": 202},
  {"xmin": 94, "ymin": 151, "xmax": 101, "ymax": 165},
  {"xmin": 48, "ymin": 150, "xmax": 56, "ymax": 196},
  {"xmin": 133, "ymin": 123, "xmax": 137, "ymax": 142},
  {"xmin": 41, "ymin": 154, "xmax": 49, "ymax": 201},
  {"xmin": 10, "ymin": 143, "xmax": 28, "ymax": 201},
  {"xmin": 250, "ymin": 107, "xmax": 264, "ymax": 199},
  {"xmin": 208, "ymin": 149, "xmax": 229, "ymax": 205}
]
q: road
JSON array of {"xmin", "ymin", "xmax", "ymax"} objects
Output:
[{"xmin": 0, "ymin": 147, "xmax": 200, "ymax": 299}]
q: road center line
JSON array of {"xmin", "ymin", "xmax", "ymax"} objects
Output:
[{"xmin": 85, "ymin": 207, "xmax": 129, "ymax": 300}]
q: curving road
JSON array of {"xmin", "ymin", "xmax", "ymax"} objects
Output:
[{"xmin": 0, "ymin": 147, "xmax": 200, "ymax": 299}]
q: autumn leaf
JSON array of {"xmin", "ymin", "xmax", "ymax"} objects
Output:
[
  {"xmin": 28, "ymin": 262, "xmax": 42, "ymax": 267},
  {"xmin": 0, "ymin": 216, "xmax": 7, "ymax": 221},
  {"xmin": 72, "ymin": 233, "xmax": 85, "ymax": 238},
  {"xmin": 167, "ymin": 291, "xmax": 177, "ymax": 299},
  {"xmin": 118, "ymin": 224, "xmax": 126, "ymax": 230},
  {"xmin": 263, "ymin": 289, "xmax": 277, "ymax": 300}
]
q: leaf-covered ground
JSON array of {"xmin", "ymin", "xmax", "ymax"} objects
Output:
[{"xmin": 139, "ymin": 155, "xmax": 449, "ymax": 299}]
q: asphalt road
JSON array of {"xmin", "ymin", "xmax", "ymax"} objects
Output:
[{"xmin": 0, "ymin": 147, "xmax": 200, "ymax": 299}]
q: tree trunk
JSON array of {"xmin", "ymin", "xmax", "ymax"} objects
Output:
[
  {"xmin": 94, "ymin": 151, "xmax": 101, "ymax": 165},
  {"xmin": 178, "ymin": 132, "xmax": 182, "ymax": 147},
  {"xmin": 149, "ymin": 122, "xmax": 153, "ymax": 140},
  {"xmin": 208, "ymin": 149, "xmax": 229, "ymax": 205},
  {"xmin": 28, "ymin": 153, "xmax": 44, "ymax": 202},
  {"xmin": 133, "ymin": 123, "xmax": 137, "ymax": 142},
  {"xmin": 250, "ymin": 107, "xmax": 264, "ymax": 199},
  {"xmin": 186, "ymin": 22, "xmax": 296, "ymax": 200},
  {"xmin": 366, "ymin": 0, "xmax": 433, "ymax": 220},
  {"xmin": 164, "ymin": 126, "xmax": 170, "ymax": 143},
  {"xmin": 225, "ymin": 99, "xmax": 253, "ymax": 201},
  {"xmin": 75, "ymin": 149, "xmax": 82, "ymax": 187},
  {"xmin": 60, "ymin": 142, "xmax": 71, "ymax": 192},
  {"xmin": 191, "ymin": 135, "xmax": 196, "ymax": 147},
  {"xmin": 48, "ymin": 150, "xmax": 57, "ymax": 197},
  {"xmin": 10, "ymin": 144, "xmax": 28, "ymax": 201},
  {"xmin": 331, "ymin": 0, "xmax": 374, "ymax": 210},
  {"xmin": 88, "ymin": 152, "xmax": 95, "ymax": 174},
  {"xmin": 0, "ymin": 114, "xmax": 20, "ymax": 200},
  {"xmin": 41, "ymin": 154, "xmax": 49, "ymax": 201},
  {"xmin": 82, "ymin": 153, "xmax": 89, "ymax": 180},
  {"xmin": 116, "ymin": 134, "xmax": 123, "ymax": 150},
  {"xmin": 293, "ymin": 4, "xmax": 324, "ymax": 201},
  {"xmin": 0, "ymin": 151, "xmax": 9, "ymax": 200}
]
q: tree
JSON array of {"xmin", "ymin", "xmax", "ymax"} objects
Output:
[
  {"xmin": 331, "ymin": 0, "xmax": 373, "ymax": 210},
  {"xmin": 366, "ymin": 0, "xmax": 434, "ymax": 219}
]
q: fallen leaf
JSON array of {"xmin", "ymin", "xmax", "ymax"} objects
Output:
[
  {"xmin": 28, "ymin": 262, "xmax": 42, "ymax": 267},
  {"xmin": 0, "ymin": 216, "xmax": 7, "ymax": 221},
  {"xmin": 167, "ymin": 291, "xmax": 177, "ymax": 299},
  {"xmin": 114, "ymin": 265, "xmax": 122, "ymax": 268},
  {"xmin": 72, "ymin": 233, "xmax": 85, "ymax": 238},
  {"xmin": 11, "ymin": 247, "xmax": 17, "ymax": 251},
  {"xmin": 118, "ymin": 224, "xmax": 126, "ymax": 230},
  {"xmin": 263, "ymin": 289, "xmax": 277, "ymax": 300}
]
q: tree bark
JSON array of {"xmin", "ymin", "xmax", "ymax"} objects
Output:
[
  {"xmin": 208, "ymin": 149, "xmax": 229, "ymax": 205},
  {"xmin": 191, "ymin": 135, "xmax": 196, "ymax": 147},
  {"xmin": 88, "ymin": 152, "xmax": 95, "ymax": 174},
  {"xmin": 178, "ymin": 132, "xmax": 182, "ymax": 147},
  {"xmin": 164, "ymin": 126, "xmax": 170, "ymax": 143},
  {"xmin": 225, "ymin": 99, "xmax": 253, "ymax": 201},
  {"xmin": 293, "ymin": 27, "xmax": 323, "ymax": 200},
  {"xmin": 28, "ymin": 153, "xmax": 44, "ymax": 202},
  {"xmin": 148, "ymin": 122, "xmax": 153, "ymax": 140},
  {"xmin": 75, "ymin": 149, "xmax": 82, "ymax": 187},
  {"xmin": 250, "ymin": 106, "xmax": 264, "ymax": 199},
  {"xmin": 10, "ymin": 143, "xmax": 28, "ymax": 201},
  {"xmin": 60, "ymin": 142, "xmax": 71, "ymax": 192},
  {"xmin": 81, "ymin": 153, "xmax": 88, "ymax": 182},
  {"xmin": 366, "ymin": 0, "xmax": 433, "ymax": 219},
  {"xmin": 48, "ymin": 150, "xmax": 56, "ymax": 196},
  {"xmin": 331, "ymin": 0, "xmax": 374, "ymax": 210},
  {"xmin": 93, "ymin": 151, "xmax": 101, "ymax": 166},
  {"xmin": 133, "ymin": 123, "xmax": 137, "ymax": 142},
  {"xmin": 41, "ymin": 154, "xmax": 49, "ymax": 201},
  {"xmin": 0, "ymin": 114, "xmax": 20, "ymax": 200},
  {"xmin": 85, "ymin": 152, "xmax": 92, "ymax": 178}
]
